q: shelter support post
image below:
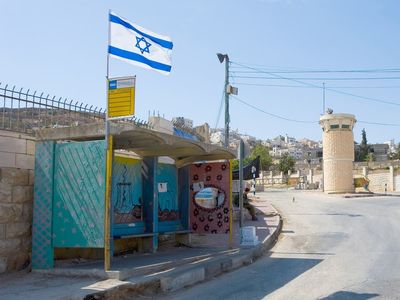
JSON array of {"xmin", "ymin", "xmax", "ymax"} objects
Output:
[
  {"xmin": 143, "ymin": 157, "xmax": 159, "ymax": 252},
  {"xmin": 229, "ymin": 160, "xmax": 233, "ymax": 247},
  {"xmin": 177, "ymin": 165, "xmax": 191, "ymax": 245},
  {"xmin": 104, "ymin": 134, "xmax": 113, "ymax": 271}
]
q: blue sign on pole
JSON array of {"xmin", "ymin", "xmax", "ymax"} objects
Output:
[{"xmin": 109, "ymin": 80, "xmax": 117, "ymax": 90}]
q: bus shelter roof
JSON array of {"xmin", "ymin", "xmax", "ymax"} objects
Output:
[{"xmin": 36, "ymin": 122, "xmax": 236, "ymax": 167}]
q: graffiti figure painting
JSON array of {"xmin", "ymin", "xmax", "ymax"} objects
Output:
[{"xmin": 112, "ymin": 156, "xmax": 143, "ymax": 224}]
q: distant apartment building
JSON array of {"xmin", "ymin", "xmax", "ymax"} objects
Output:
[
  {"xmin": 370, "ymin": 144, "xmax": 389, "ymax": 161},
  {"xmin": 270, "ymin": 135, "xmax": 285, "ymax": 147},
  {"xmin": 284, "ymin": 134, "xmax": 296, "ymax": 144},
  {"xmin": 289, "ymin": 147, "xmax": 304, "ymax": 160},
  {"xmin": 172, "ymin": 116, "xmax": 193, "ymax": 128},
  {"xmin": 149, "ymin": 116, "xmax": 210, "ymax": 143},
  {"xmin": 261, "ymin": 140, "xmax": 271, "ymax": 148},
  {"xmin": 354, "ymin": 143, "xmax": 389, "ymax": 162},
  {"xmin": 303, "ymin": 148, "xmax": 323, "ymax": 164},
  {"xmin": 299, "ymin": 138, "xmax": 320, "ymax": 149},
  {"xmin": 270, "ymin": 146, "xmax": 285, "ymax": 157},
  {"xmin": 210, "ymin": 130, "xmax": 224, "ymax": 145}
]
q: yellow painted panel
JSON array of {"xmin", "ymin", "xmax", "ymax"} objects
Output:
[
  {"xmin": 108, "ymin": 87, "xmax": 135, "ymax": 117},
  {"xmin": 114, "ymin": 155, "xmax": 141, "ymax": 165}
]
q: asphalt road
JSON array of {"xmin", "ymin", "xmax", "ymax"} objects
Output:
[{"xmin": 158, "ymin": 190, "xmax": 400, "ymax": 300}]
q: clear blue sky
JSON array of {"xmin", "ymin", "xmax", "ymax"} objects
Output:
[{"xmin": 1, "ymin": 0, "xmax": 400, "ymax": 143}]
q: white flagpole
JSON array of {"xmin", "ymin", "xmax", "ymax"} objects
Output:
[
  {"xmin": 104, "ymin": 9, "xmax": 112, "ymax": 272},
  {"xmin": 106, "ymin": 9, "xmax": 111, "ymax": 79}
]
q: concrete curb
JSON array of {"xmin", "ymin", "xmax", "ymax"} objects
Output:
[
  {"xmin": 343, "ymin": 193, "xmax": 397, "ymax": 198},
  {"xmin": 83, "ymin": 211, "xmax": 283, "ymax": 299}
]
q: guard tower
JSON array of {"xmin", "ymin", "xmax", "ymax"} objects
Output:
[{"xmin": 319, "ymin": 113, "xmax": 356, "ymax": 193}]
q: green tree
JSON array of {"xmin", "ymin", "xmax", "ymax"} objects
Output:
[
  {"xmin": 249, "ymin": 143, "xmax": 273, "ymax": 170},
  {"xmin": 278, "ymin": 153, "xmax": 295, "ymax": 174},
  {"xmin": 356, "ymin": 128, "xmax": 371, "ymax": 162},
  {"xmin": 231, "ymin": 143, "xmax": 272, "ymax": 171},
  {"xmin": 365, "ymin": 152, "xmax": 375, "ymax": 162}
]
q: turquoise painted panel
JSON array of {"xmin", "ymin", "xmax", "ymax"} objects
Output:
[
  {"xmin": 52, "ymin": 140, "xmax": 105, "ymax": 248},
  {"xmin": 158, "ymin": 220, "xmax": 181, "ymax": 233},
  {"xmin": 157, "ymin": 163, "xmax": 178, "ymax": 222},
  {"xmin": 32, "ymin": 141, "xmax": 55, "ymax": 269},
  {"xmin": 112, "ymin": 156, "xmax": 142, "ymax": 223},
  {"xmin": 142, "ymin": 157, "xmax": 158, "ymax": 250}
]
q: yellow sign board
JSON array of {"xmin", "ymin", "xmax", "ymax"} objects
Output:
[{"xmin": 108, "ymin": 76, "xmax": 135, "ymax": 118}]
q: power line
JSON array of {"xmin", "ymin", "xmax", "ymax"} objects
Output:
[
  {"xmin": 229, "ymin": 64, "xmax": 400, "ymax": 73},
  {"xmin": 233, "ymin": 82, "xmax": 400, "ymax": 89},
  {"xmin": 214, "ymin": 87, "xmax": 225, "ymax": 130},
  {"xmin": 358, "ymin": 120, "xmax": 400, "ymax": 127},
  {"xmin": 230, "ymin": 95, "xmax": 318, "ymax": 124},
  {"xmin": 230, "ymin": 69, "xmax": 400, "ymax": 74},
  {"xmin": 230, "ymin": 61, "xmax": 400, "ymax": 107},
  {"xmin": 232, "ymin": 95, "xmax": 400, "ymax": 128},
  {"xmin": 230, "ymin": 75, "xmax": 400, "ymax": 80}
]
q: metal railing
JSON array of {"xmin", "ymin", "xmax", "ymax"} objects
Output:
[{"xmin": 0, "ymin": 82, "xmax": 151, "ymax": 135}]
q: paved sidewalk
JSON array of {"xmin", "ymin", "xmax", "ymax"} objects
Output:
[{"xmin": 0, "ymin": 195, "xmax": 281, "ymax": 300}]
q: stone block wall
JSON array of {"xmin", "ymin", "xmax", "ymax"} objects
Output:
[
  {"xmin": 353, "ymin": 166, "xmax": 397, "ymax": 193},
  {"xmin": 0, "ymin": 130, "xmax": 35, "ymax": 273},
  {"xmin": 367, "ymin": 172, "xmax": 391, "ymax": 193}
]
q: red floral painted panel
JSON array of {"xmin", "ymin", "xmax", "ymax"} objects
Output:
[{"xmin": 189, "ymin": 162, "xmax": 231, "ymax": 234}]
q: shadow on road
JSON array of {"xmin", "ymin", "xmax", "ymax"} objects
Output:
[
  {"xmin": 225, "ymin": 257, "xmax": 324, "ymax": 300},
  {"xmin": 320, "ymin": 291, "xmax": 379, "ymax": 299}
]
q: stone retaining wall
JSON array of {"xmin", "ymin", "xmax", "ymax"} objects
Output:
[{"xmin": 0, "ymin": 130, "xmax": 35, "ymax": 273}]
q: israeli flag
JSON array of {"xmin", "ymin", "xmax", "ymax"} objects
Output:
[{"xmin": 109, "ymin": 12, "xmax": 173, "ymax": 75}]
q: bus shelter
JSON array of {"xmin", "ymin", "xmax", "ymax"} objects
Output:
[{"xmin": 32, "ymin": 122, "xmax": 235, "ymax": 270}]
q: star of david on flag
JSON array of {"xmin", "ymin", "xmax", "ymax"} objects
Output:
[{"xmin": 108, "ymin": 12, "xmax": 173, "ymax": 75}]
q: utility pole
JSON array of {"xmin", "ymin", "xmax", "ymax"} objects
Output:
[
  {"xmin": 238, "ymin": 139, "xmax": 244, "ymax": 228},
  {"xmin": 217, "ymin": 53, "xmax": 230, "ymax": 148},
  {"xmin": 322, "ymin": 82, "xmax": 325, "ymax": 192}
]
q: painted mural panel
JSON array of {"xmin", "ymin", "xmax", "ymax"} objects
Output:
[
  {"xmin": 189, "ymin": 162, "xmax": 231, "ymax": 234},
  {"xmin": 157, "ymin": 163, "xmax": 179, "ymax": 221},
  {"xmin": 32, "ymin": 141, "xmax": 55, "ymax": 269},
  {"xmin": 112, "ymin": 156, "xmax": 143, "ymax": 224},
  {"xmin": 52, "ymin": 140, "xmax": 105, "ymax": 248}
]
